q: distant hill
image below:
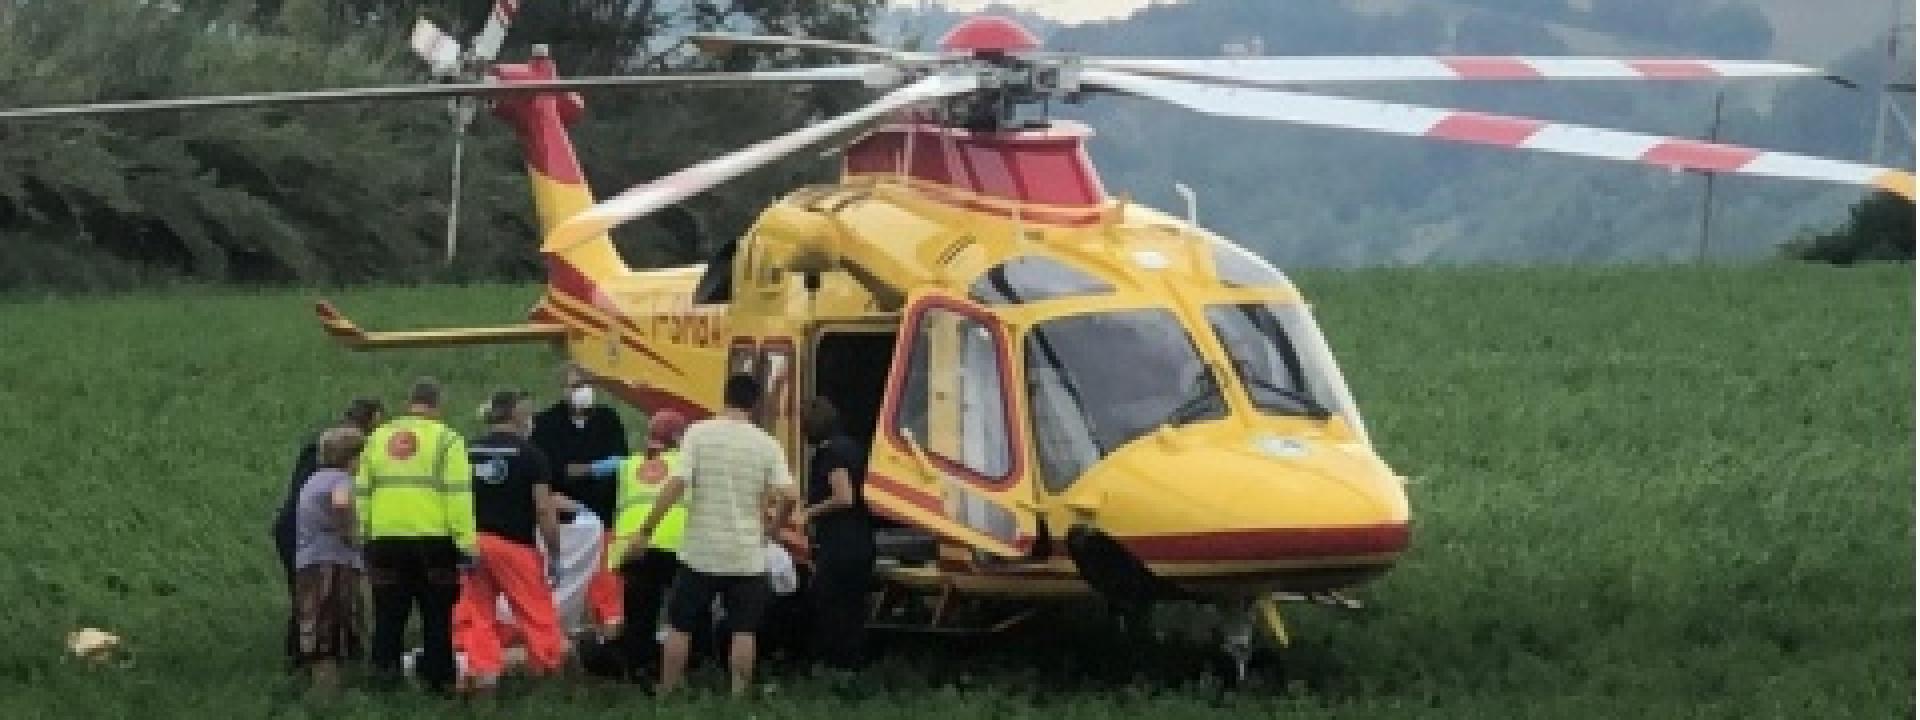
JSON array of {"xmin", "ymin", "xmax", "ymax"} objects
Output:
[{"xmin": 889, "ymin": 0, "xmax": 1914, "ymax": 267}]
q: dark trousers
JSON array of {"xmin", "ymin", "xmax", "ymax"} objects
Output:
[
  {"xmin": 615, "ymin": 548, "xmax": 682, "ymax": 672},
  {"xmin": 365, "ymin": 537, "xmax": 462, "ymax": 693},
  {"xmin": 809, "ymin": 525, "xmax": 875, "ymax": 670},
  {"xmin": 273, "ymin": 520, "xmax": 298, "ymax": 664}
]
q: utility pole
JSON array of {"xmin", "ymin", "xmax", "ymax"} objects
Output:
[{"xmin": 1697, "ymin": 89, "xmax": 1725, "ymax": 264}]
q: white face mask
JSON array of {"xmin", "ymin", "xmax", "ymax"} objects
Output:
[{"xmin": 568, "ymin": 386, "xmax": 595, "ymax": 410}]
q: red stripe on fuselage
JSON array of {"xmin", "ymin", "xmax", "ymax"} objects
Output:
[
  {"xmin": 865, "ymin": 473, "xmax": 945, "ymax": 514},
  {"xmin": 595, "ymin": 373, "xmax": 712, "ymax": 422},
  {"xmin": 1120, "ymin": 524, "xmax": 1410, "ymax": 563}
]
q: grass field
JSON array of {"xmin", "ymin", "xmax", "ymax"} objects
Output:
[{"xmin": 0, "ymin": 263, "xmax": 1910, "ymax": 718}]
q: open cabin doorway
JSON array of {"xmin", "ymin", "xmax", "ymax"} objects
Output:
[{"xmin": 808, "ymin": 324, "xmax": 934, "ymax": 565}]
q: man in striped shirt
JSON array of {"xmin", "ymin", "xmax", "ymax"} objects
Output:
[{"xmin": 632, "ymin": 374, "xmax": 797, "ymax": 697}]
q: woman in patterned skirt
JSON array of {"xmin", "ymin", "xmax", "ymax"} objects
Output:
[{"xmin": 292, "ymin": 426, "xmax": 369, "ymax": 689}]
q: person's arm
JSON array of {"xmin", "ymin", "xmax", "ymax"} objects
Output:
[
  {"xmin": 764, "ymin": 444, "xmax": 799, "ymax": 538},
  {"xmin": 529, "ymin": 448, "xmax": 562, "ymax": 564},
  {"xmin": 603, "ymin": 407, "xmax": 629, "ymax": 458},
  {"xmin": 329, "ymin": 477, "xmax": 357, "ymax": 548},
  {"xmin": 353, "ymin": 447, "xmax": 374, "ymax": 541},
  {"xmin": 440, "ymin": 432, "xmax": 476, "ymax": 557},
  {"xmin": 800, "ymin": 468, "xmax": 855, "ymax": 525},
  {"xmin": 632, "ymin": 476, "xmax": 685, "ymax": 563}
]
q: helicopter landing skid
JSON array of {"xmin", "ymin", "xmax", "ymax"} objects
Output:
[{"xmin": 866, "ymin": 583, "xmax": 1042, "ymax": 636}]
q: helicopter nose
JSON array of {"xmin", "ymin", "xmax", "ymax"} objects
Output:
[{"xmin": 1060, "ymin": 434, "xmax": 1410, "ymax": 570}]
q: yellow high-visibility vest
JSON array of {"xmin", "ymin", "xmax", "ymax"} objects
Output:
[
  {"xmin": 608, "ymin": 449, "xmax": 687, "ymax": 569},
  {"xmin": 354, "ymin": 415, "xmax": 475, "ymax": 553}
]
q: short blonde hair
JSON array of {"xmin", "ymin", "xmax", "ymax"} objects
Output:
[{"xmin": 317, "ymin": 426, "xmax": 366, "ymax": 468}]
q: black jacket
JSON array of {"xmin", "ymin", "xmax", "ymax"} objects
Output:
[
  {"xmin": 271, "ymin": 435, "xmax": 321, "ymax": 550},
  {"xmin": 529, "ymin": 403, "xmax": 628, "ymax": 524}
]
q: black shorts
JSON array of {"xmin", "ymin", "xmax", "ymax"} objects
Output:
[{"xmin": 666, "ymin": 568, "xmax": 771, "ymax": 635}]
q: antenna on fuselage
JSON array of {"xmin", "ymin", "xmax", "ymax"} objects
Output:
[{"xmin": 1174, "ymin": 182, "xmax": 1198, "ymax": 227}]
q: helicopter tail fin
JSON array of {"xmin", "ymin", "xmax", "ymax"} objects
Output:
[{"xmin": 490, "ymin": 47, "xmax": 630, "ymax": 292}]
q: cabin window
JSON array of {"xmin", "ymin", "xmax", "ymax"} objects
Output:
[
  {"xmin": 969, "ymin": 255, "xmax": 1112, "ymax": 306},
  {"xmin": 754, "ymin": 344, "xmax": 794, "ymax": 432},
  {"xmin": 1209, "ymin": 238, "xmax": 1292, "ymax": 289},
  {"xmin": 894, "ymin": 307, "xmax": 1013, "ymax": 479}
]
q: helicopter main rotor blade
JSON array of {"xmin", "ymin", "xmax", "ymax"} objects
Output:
[
  {"xmin": 469, "ymin": 0, "xmax": 522, "ymax": 64},
  {"xmin": 1087, "ymin": 56, "xmax": 1832, "ymax": 86},
  {"xmin": 1084, "ymin": 68, "xmax": 1915, "ymax": 200},
  {"xmin": 0, "ymin": 66, "xmax": 879, "ymax": 122},
  {"xmin": 543, "ymin": 71, "xmax": 980, "ymax": 255},
  {"xmin": 686, "ymin": 32, "xmax": 932, "ymax": 61}
]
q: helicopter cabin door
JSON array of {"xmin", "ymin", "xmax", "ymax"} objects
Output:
[{"xmin": 867, "ymin": 290, "xmax": 1037, "ymax": 559}]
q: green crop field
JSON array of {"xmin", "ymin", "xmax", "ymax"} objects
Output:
[{"xmin": 0, "ymin": 264, "xmax": 1910, "ymax": 719}]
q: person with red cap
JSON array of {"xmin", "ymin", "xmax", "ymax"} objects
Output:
[{"xmin": 585, "ymin": 409, "xmax": 693, "ymax": 679}]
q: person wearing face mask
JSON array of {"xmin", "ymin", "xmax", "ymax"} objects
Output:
[
  {"xmin": 529, "ymin": 364, "xmax": 629, "ymax": 637},
  {"xmin": 450, "ymin": 390, "xmax": 566, "ymax": 692}
]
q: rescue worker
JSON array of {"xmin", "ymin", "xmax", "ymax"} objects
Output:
[
  {"xmin": 796, "ymin": 397, "xmax": 875, "ymax": 671},
  {"xmin": 272, "ymin": 397, "xmax": 383, "ymax": 666},
  {"xmin": 451, "ymin": 390, "xmax": 566, "ymax": 691},
  {"xmin": 530, "ymin": 363, "xmax": 629, "ymax": 637},
  {"xmin": 595, "ymin": 409, "xmax": 691, "ymax": 678},
  {"xmin": 357, "ymin": 378, "xmax": 474, "ymax": 695},
  {"xmin": 633, "ymin": 374, "xmax": 799, "ymax": 697}
]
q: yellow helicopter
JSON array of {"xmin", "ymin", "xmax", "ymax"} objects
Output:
[{"xmin": 9, "ymin": 6, "xmax": 1913, "ymax": 681}]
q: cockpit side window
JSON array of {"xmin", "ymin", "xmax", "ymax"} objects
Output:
[
  {"xmin": 969, "ymin": 255, "xmax": 1112, "ymax": 306},
  {"xmin": 1209, "ymin": 238, "xmax": 1292, "ymax": 289}
]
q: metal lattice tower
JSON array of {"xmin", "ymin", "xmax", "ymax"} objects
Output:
[{"xmin": 1870, "ymin": 0, "xmax": 1915, "ymax": 167}]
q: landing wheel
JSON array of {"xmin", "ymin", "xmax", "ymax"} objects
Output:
[{"xmin": 1206, "ymin": 594, "xmax": 1292, "ymax": 691}]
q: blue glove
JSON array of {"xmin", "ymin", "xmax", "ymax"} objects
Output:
[{"xmin": 588, "ymin": 456, "xmax": 624, "ymax": 478}]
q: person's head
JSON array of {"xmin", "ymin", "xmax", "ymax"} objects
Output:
[
  {"xmin": 561, "ymin": 363, "xmax": 595, "ymax": 412},
  {"xmin": 408, "ymin": 377, "xmax": 442, "ymax": 417},
  {"xmin": 647, "ymin": 409, "xmax": 689, "ymax": 453},
  {"xmin": 723, "ymin": 373, "xmax": 760, "ymax": 415},
  {"xmin": 317, "ymin": 426, "xmax": 367, "ymax": 471},
  {"xmin": 483, "ymin": 389, "xmax": 533, "ymax": 436},
  {"xmin": 803, "ymin": 396, "xmax": 840, "ymax": 443},
  {"xmin": 342, "ymin": 397, "xmax": 385, "ymax": 433}
]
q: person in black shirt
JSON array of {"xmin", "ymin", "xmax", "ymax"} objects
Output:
[
  {"xmin": 271, "ymin": 397, "xmax": 383, "ymax": 667},
  {"xmin": 528, "ymin": 364, "xmax": 629, "ymax": 634},
  {"xmin": 797, "ymin": 397, "xmax": 875, "ymax": 671},
  {"xmin": 451, "ymin": 390, "xmax": 567, "ymax": 687}
]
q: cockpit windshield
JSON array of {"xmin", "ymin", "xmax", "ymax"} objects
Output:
[
  {"xmin": 1024, "ymin": 308, "xmax": 1225, "ymax": 493},
  {"xmin": 1206, "ymin": 303, "xmax": 1368, "ymax": 440}
]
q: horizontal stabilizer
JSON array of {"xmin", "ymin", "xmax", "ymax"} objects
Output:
[{"xmin": 315, "ymin": 300, "xmax": 567, "ymax": 350}]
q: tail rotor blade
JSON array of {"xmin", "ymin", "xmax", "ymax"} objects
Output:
[
  {"xmin": 543, "ymin": 71, "xmax": 981, "ymax": 254},
  {"xmin": 469, "ymin": 0, "xmax": 522, "ymax": 64},
  {"xmin": 1084, "ymin": 69, "xmax": 1915, "ymax": 200},
  {"xmin": 410, "ymin": 18, "xmax": 465, "ymax": 77}
]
